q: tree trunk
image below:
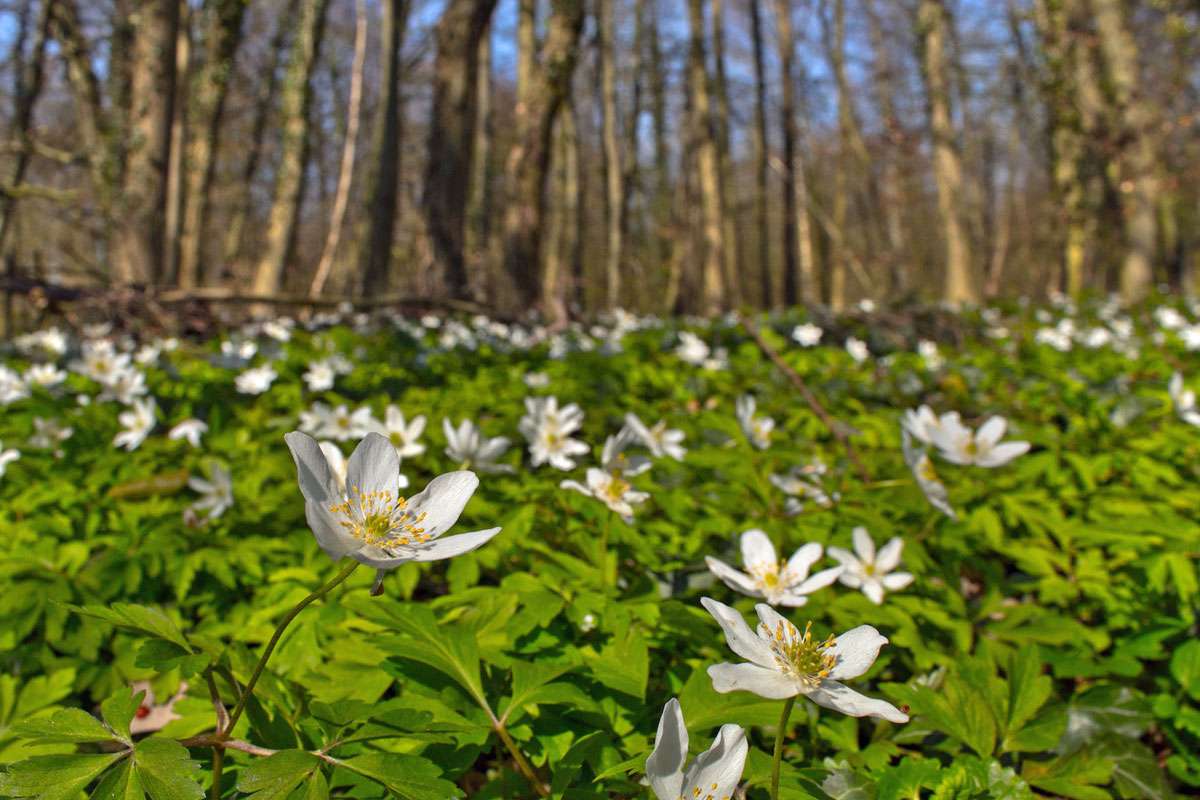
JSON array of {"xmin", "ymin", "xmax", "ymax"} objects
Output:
[
  {"xmin": 250, "ymin": 0, "xmax": 329, "ymax": 298},
  {"xmin": 501, "ymin": 0, "xmax": 585, "ymax": 315},
  {"xmin": 112, "ymin": 0, "xmax": 180, "ymax": 286},
  {"xmin": 711, "ymin": 0, "xmax": 741, "ymax": 306},
  {"xmin": 747, "ymin": 0, "xmax": 771, "ymax": 307},
  {"xmin": 647, "ymin": 0, "xmax": 673, "ymax": 306},
  {"xmin": 773, "ymin": 0, "xmax": 813, "ymax": 305},
  {"xmin": 866, "ymin": 0, "xmax": 907, "ymax": 296},
  {"xmin": 176, "ymin": 0, "xmax": 247, "ymax": 289},
  {"xmin": 598, "ymin": 0, "xmax": 623, "ymax": 309},
  {"xmin": 1090, "ymin": 0, "xmax": 1160, "ymax": 303},
  {"xmin": 423, "ymin": 0, "xmax": 499, "ymax": 300},
  {"xmin": 917, "ymin": 0, "xmax": 975, "ymax": 305},
  {"xmin": 465, "ymin": 28, "xmax": 493, "ymax": 297},
  {"xmin": 686, "ymin": 0, "xmax": 725, "ymax": 315},
  {"xmin": 163, "ymin": 0, "xmax": 190, "ymax": 285},
  {"xmin": 310, "ymin": 0, "xmax": 367, "ymax": 297}
]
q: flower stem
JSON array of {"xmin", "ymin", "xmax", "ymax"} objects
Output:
[
  {"xmin": 223, "ymin": 560, "xmax": 359, "ymax": 736},
  {"xmin": 494, "ymin": 721, "xmax": 549, "ymax": 797},
  {"xmin": 770, "ymin": 696, "xmax": 797, "ymax": 800},
  {"xmin": 209, "ymin": 746, "xmax": 224, "ymax": 800}
]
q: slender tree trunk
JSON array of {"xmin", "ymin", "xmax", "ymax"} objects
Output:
[
  {"xmin": 866, "ymin": 0, "xmax": 907, "ymax": 296},
  {"xmin": 711, "ymin": 0, "xmax": 741, "ymax": 306},
  {"xmin": 423, "ymin": 0, "xmax": 499, "ymax": 299},
  {"xmin": 598, "ymin": 0, "xmax": 623, "ymax": 309},
  {"xmin": 686, "ymin": 0, "xmax": 725, "ymax": 314},
  {"xmin": 310, "ymin": 0, "xmax": 366, "ymax": 297},
  {"xmin": 748, "ymin": 0, "xmax": 771, "ymax": 307},
  {"xmin": 647, "ymin": 0, "xmax": 673, "ymax": 305},
  {"xmin": 501, "ymin": 0, "xmax": 585, "ymax": 315},
  {"xmin": 564, "ymin": 97, "xmax": 584, "ymax": 312},
  {"xmin": 465, "ymin": 28, "xmax": 492, "ymax": 296},
  {"xmin": 917, "ymin": 0, "xmax": 975, "ymax": 304},
  {"xmin": 176, "ymin": 0, "xmax": 247, "ymax": 289},
  {"xmin": 112, "ymin": 0, "xmax": 180, "ymax": 286},
  {"xmin": 773, "ymin": 0, "xmax": 812, "ymax": 304},
  {"xmin": 250, "ymin": 0, "xmax": 329, "ymax": 298},
  {"xmin": 1090, "ymin": 0, "xmax": 1160, "ymax": 303},
  {"xmin": 218, "ymin": 9, "xmax": 291, "ymax": 285},
  {"xmin": 163, "ymin": 0, "xmax": 190, "ymax": 284}
]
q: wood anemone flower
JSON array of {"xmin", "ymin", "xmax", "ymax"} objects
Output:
[{"xmin": 645, "ymin": 698, "xmax": 747, "ymax": 800}]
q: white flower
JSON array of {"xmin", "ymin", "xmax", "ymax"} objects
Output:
[
  {"xmin": 560, "ymin": 467, "xmax": 649, "ymax": 523},
  {"xmin": 901, "ymin": 405, "xmax": 945, "ymax": 446},
  {"xmin": 520, "ymin": 396, "xmax": 589, "ymax": 471},
  {"xmin": 600, "ymin": 432, "xmax": 651, "ymax": 477},
  {"xmin": 792, "ymin": 323, "xmax": 823, "ymax": 347},
  {"xmin": 917, "ymin": 340, "xmax": 943, "ymax": 370},
  {"xmin": 523, "ymin": 371, "xmax": 550, "ymax": 388},
  {"xmin": 579, "ymin": 613, "xmax": 597, "ymax": 633},
  {"xmin": 768, "ymin": 463, "xmax": 835, "ymax": 511},
  {"xmin": 71, "ymin": 341, "xmax": 130, "ymax": 384},
  {"xmin": 325, "ymin": 404, "xmax": 376, "ymax": 442},
  {"xmin": 675, "ymin": 331, "xmax": 711, "ymax": 365},
  {"xmin": 827, "ymin": 527, "xmax": 913, "ymax": 605},
  {"xmin": 1169, "ymin": 373, "xmax": 1200, "ymax": 426},
  {"xmin": 1035, "ymin": 327, "xmax": 1072, "ymax": 351},
  {"xmin": 168, "ymin": 419, "xmax": 208, "ymax": 448},
  {"xmin": 375, "ymin": 406, "xmax": 426, "ymax": 458},
  {"xmin": 0, "ymin": 366, "xmax": 29, "ymax": 404},
  {"xmin": 929, "ymin": 415, "xmax": 1030, "ymax": 467},
  {"xmin": 24, "ymin": 363, "xmax": 66, "ymax": 388},
  {"xmin": 187, "ymin": 462, "xmax": 234, "ymax": 521},
  {"xmin": 97, "ymin": 366, "xmax": 148, "ymax": 405},
  {"xmin": 701, "ymin": 597, "xmax": 908, "ymax": 723},
  {"xmin": 1155, "ymin": 306, "xmax": 1187, "ymax": 331},
  {"xmin": 623, "ymin": 413, "xmax": 686, "ymax": 461},
  {"xmin": 901, "ymin": 431, "xmax": 956, "ymax": 519},
  {"xmin": 114, "ymin": 398, "xmax": 157, "ymax": 451},
  {"xmin": 705, "ymin": 529, "xmax": 842, "ymax": 607},
  {"xmin": 735, "ymin": 395, "xmax": 773, "ymax": 450},
  {"xmin": 443, "ymin": 418, "xmax": 513, "ymax": 473},
  {"xmin": 284, "ymin": 432, "xmax": 501, "ymax": 593},
  {"xmin": 845, "ymin": 337, "xmax": 869, "ymax": 363},
  {"xmin": 645, "ymin": 698, "xmax": 747, "ymax": 800},
  {"xmin": 299, "ymin": 402, "xmax": 334, "ymax": 435},
  {"xmin": 30, "ymin": 417, "xmax": 73, "ymax": 451},
  {"xmin": 0, "ymin": 441, "xmax": 20, "ymax": 477},
  {"xmin": 303, "ymin": 360, "xmax": 336, "ymax": 391},
  {"xmin": 235, "ymin": 364, "xmax": 277, "ymax": 395}
]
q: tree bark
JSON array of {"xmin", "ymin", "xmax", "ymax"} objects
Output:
[
  {"xmin": 747, "ymin": 0, "xmax": 771, "ymax": 307},
  {"xmin": 866, "ymin": 0, "xmax": 908, "ymax": 296},
  {"xmin": 598, "ymin": 0, "xmax": 623, "ymax": 309},
  {"xmin": 163, "ymin": 0, "xmax": 190, "ymax": 284},
  {"xmin": 711, "ymin": 0, "xmax": 741, "ymax": 306},
  {"xmin": 464, "ymin": 27, "xmax": 493, "ymax": 297},
  {"xmin": 250, "ymin": 0, "xmax": 329, "ymax": 298},
  {"xmin": 686, "ymin": 0, "xmax": 725, "ymax": 315},
  {"xmin": 772, "ymin": 0, "xmax": 813, "ymax": 304},
  {"xmin": 501, "ymin": 0, "xmax": 585, "ymax": 315},
  {"xmin": 423, "ymin": 0, "xmax": 499, "ymax": 300},
  {"xmin": 176, "ymin": 0, "xmax": 247, "ymax": 289},
  {"xmin": 917, "ymin": 0, "xmax": 975, "ymax": 304},
  {"xmin": 112, "ymin": 0, "xmax": 180, "ymax": 286}
]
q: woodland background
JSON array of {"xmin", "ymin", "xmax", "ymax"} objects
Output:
[{"xmin": 0, "ymin": 0, "xmax": 1196, "ymax": 324}]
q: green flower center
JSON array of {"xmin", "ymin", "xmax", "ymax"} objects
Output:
[
  {"xmin": 762, "ymin": 619, "xmax": 837, "ymax": 687},
  {"xmin": 329, "ymin": 485, "xmax": 429, "ymax": 547}
]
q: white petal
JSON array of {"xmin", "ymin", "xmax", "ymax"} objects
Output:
[
  {"xmin": 707, "ymin": 663, "xmax": 797, "ymax": 698},
  {"xmin": 874, "ymin": 538, "xmax": 904, "ymax": 574},
  {"xmin": 753, "ymin": 603, "xmax": 793, "ymax": 640},
  {"xmin": 881, "ymin": 572, "xmax": 913, "ymax": 591},
  {"xmin": 705, "ymin": 557, "xmax": 762, "ymax": 598},
  {"xmin": 346, "ymin": 433, "xmax": 400, "ymax": 495},
  {"xmin": 791, "ymin": 565, "xmax": 844, "ymax": 596},
  {"xmin": 852, "ymin": 527, "xmax": 875, "ymax": 562},
  {"xmin": 976, "ymin": 416, "xmax": 1007, "ymax": 446},
  {"xmin": 645, "ymin": 699, "xmax": 687, "ymax": 800},
  {"xmin": 679, "ymin": 724, "xmax": 747, "ymax": 800},
  {"xmin": 284, "ymin": 431, "xmax": 336, "ymax": 504},
  {"xmin": 700, "ymin": 597, "xmax": 775, "ymax": 668},
  {"xmin": 806, "ymin": 680, "xmax": 908, "ymax": 723},
  {"xmin": 356, "ymin": 527, "xmax": 502, "ymax": 567},
  {"xmin": 406, "ymin": 471, "xmax": 480, "ymax": 538},
  {"xmin": 783, "ymin": 542, "xmax": 822, "ymax": 582},
  {"xmin": 862, "ymin": 581, "xmax": 885, "ymax": 605},
  {"xmin": 827, "ymin": 625, "xmax": 888, "ymax": 681},
  {"xmin": 739, "ymin": 529, "xmax": 777, "ymax": 570},
  {"xmin": 977, "ymin": 441, "xmax": 1030, "ymax": 467},
  {"xmin": 305, "ymin": 501, "xmax": 362, "ymax": 560},
  {"xmin": 825, "ymin": 546, "xmax": 858, "ymax": 567}
]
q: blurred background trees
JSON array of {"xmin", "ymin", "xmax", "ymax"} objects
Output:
[{"xmin": 0, "ymin": 0, "xmax": 1196, "ymax": 320}]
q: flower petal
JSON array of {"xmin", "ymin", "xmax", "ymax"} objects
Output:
[
  {"xmin": 645, "ymin": 699, "xmax": 688, "ymax": 800},
  {"xmin": 679, "ymin": 724, "xmax": 748, "ymax": 800},
  {"xmin": 783, "ymin": 542, "xmax": 822, "ymax": 582},
  {"xmin": 406, "ymin": 470, "xmax": 480, "ymax": 538},
  {"xmin": 874, "ymin": 538, "xmax": 904, "ymax": 574},
  {"xmin": 707, "ymin": 662, "xmax": 797, "ymax": 698},
  {"xmin": 806, "ymin": 680, "xmax": 908, "ymax": 723},
  {"xmin": 700, "ymin": 597, "xmax": 775, "ymax": 668},
  {"xmin": 791, "ymin": 565, "xmax": 844, "ymax": 596},
  {"xmin": 305, "ymin": 501, "xmax": 362, "ymax": 560},
  {"xmin": 976, "ymin": 416, "xmax": 1007, "ymax": 446},
  {"xmin": 739, "ymin": 529, "xmax": 777, "ymax": 570},
  {"xmin": 827, "ymin": 625, "xmax": 888, "ymax": 681},
  {"xmin": 705, "ymin": 557, "xmax": 762, "ymax": 598},
  {"xmin": 862, "ymin": 580, "xmax": 885, "ymax": 605},
  {"xmin": 355, "ymin": 527, "xmax": 502, "ymax": 567},
  {"xmin": 881, "ymin": 572, "xmax": 913, "ymax": 591},
  {"xmin": 852, "ymin": 527, "xmax": 875, "ymax": 562},
  {"xmin": 285, "ymin": 431, "xmax": 336, "ymax": 504},
  {"xmin": 977, "ymin": 441, "xmax": 1030, "ymax": 467},
  {"xmin": 346, "ymin": 433, "xmax": 400, "ymax": 495}
]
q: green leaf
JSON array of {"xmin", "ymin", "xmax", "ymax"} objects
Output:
[
  {"xmin": 1001, "ymin": 646, "xmax": 1056, "ymax": 753},
  {"xmin": 236, "ymin": 750, "xmax": 322, "ymax": 800},
  {"xmin": 875, "ymin": 758, "xmax": 942, "ymax": 800},
  {"xmin": 1060, "ymin": 685, "xmax": 1152, "ymax": 752},
  {"xmin": 92, "ymin": 761, "xmax": 145, "ymax": 800},
  {"xmin": 1023, "ymin": 744, "xmax": 1113, "ymax": 800},
  {"xmin": 1170, "ymin": 640, "xmax": 1200, "ymax": 701},
  {"xmin": 102, "ymin": 690, "xmax": 145, "ymax": 744},
  {"xmin": 68, "ymin": 604, "xmax": 192, "ymax": 653},
  {"xmin": 588, "ymin": 628, "xmax": 648, "ymax": 700},
  {"xmin": 1094, "ymin": 735, "xmax": 1171, "ymax": 800},
  {"xmin": 337, "ymin": 752, "xmax": 462, "ymax": 799},
  {"xmin": 372, "ymin": 604, "xmax": 487, "ymax": 711},
  {"xmin": 0, "ymin": 753, "xmax": 125, "ymax": 800},
  {"xmin": 131, "ymin": 738, "xmax": 204, "ymax": 800},
  {"xmin": 14, "ymin": 707, "xmax": 120, "ymax": 744},
  {"xmin": 499, "ymin": 660, "xmax": 578, "ymax": 725},
  {"xmin": 1004, "ymin": 703, "xmax": 1066, "ymax": 753}
]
